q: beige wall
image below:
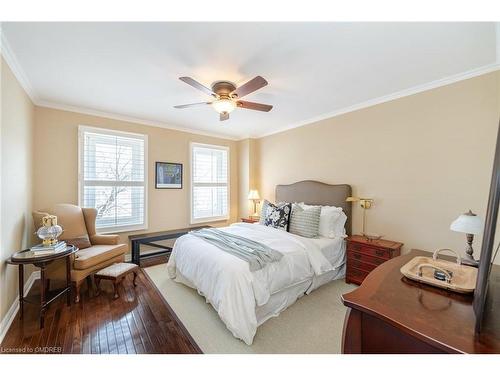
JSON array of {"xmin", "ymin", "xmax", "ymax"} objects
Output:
[
  {"xmin": 33, "ymin": 107, "xmax": 239, "ymax": 249},
  {"xmin": 0, "ymin": 57, "xmax": 35, "ymax": 325},
  {"xmin": 238, "ymin": 139, "xmax": 250, "ymax": 218},
  {"xmin": 237, "ymin": 138, "xmax": 259, "ymax": 218},
  {"xmin": 256, "ymin": 71, "xmax": 500, "ymax": 264}
]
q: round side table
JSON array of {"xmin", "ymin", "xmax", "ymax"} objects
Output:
[{"xmin": 7, "ymin": 245, "xmax": 78, "ymax": 329}]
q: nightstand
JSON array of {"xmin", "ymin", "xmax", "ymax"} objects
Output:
[
  {"xmin": 346, "ymin": 235, "xmax": 403, "ymax": 285},
  {"xmin": 241, "ymin": 217, "xmax": 259, "ymax": 223}
]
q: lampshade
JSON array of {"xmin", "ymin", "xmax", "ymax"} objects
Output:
[
  {"xmin": 248, "ymin": 190, "xmax": 260, "ymax": 200},
  {"xmin": 346, "ymin": 196, "xmax": 373, "ymax": 209},
  {"xmin": 212, "ymin": 98, "xmax": 237, "ymax": 114},
  {"xmin": 450, "ymin": 210, "xmax": 483, "ymax": 235}
]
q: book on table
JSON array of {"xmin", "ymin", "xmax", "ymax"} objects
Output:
[{"xmin": 30, "ymin": 241, "xmax": 67, "ymax": 255}]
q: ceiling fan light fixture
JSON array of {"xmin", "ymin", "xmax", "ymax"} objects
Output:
[{"xmin": 212, "ymin": 98, "xmax": 237, "ymax": 114}]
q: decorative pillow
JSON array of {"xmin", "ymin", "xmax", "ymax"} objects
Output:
[
  {"xmin": 65, "ymin": 235, "xmax": 92, "ymax": 249},
  {"xmin": 299, "ymin": 203, "xmax": 347, "ymax": 238},
  {"xmin": 262, "ymin": 200, "xmax": 292, "ymax": 231},
  {"xmin": 289, "ymin": 204, "xmax": 321, "ymax": 238},
  {"xmin": 259, "ymin": 200, "xmax": 269, "ymax": 225},
  {"xmin": 322, "ymin": 207, "xmax": 347, "ymax": 238},
  {"xmin": 259, "ymin": 200, "xmax": 285, "ymax": 225}
]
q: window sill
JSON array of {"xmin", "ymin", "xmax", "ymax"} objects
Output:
[
  {"xmin": 190, "ymin": 216, "xmax": 230, "ymax": 225},
  {"xmin": 97, "ymin": 224, "xmax": 148, "ymax": 234}
]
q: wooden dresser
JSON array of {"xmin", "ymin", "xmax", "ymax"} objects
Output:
[
  {"xmin": 342, "ymin": 249, "xmax": 500, "ymax": 353},
  {"xmin": 346, "ymin": 235, "xmax": 403, "ymax": 285}
]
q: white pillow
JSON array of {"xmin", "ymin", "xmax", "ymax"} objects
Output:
[{"xmin": 298, "ymin": 203, "xmax": 347, "ymax": 238}]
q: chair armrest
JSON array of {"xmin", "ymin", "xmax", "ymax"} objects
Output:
[{"xmin": 90, "ymin": 234, "xmax": 120, "ymax": 245}]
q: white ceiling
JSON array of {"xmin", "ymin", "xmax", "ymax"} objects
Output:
[{"xmin": 2, "ymin": 22, "xmax": 498, "ymax": 139}]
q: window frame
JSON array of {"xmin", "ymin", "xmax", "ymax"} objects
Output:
[
  {"xmin": 78, "ymin": 125, "xmax": 148, "ymax": 234},
  {"xmin": 190, "ymin": 142, "xmax": 230, "ymax": 224}
]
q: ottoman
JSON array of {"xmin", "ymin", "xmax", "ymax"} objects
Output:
[{"xmin": 94, "ymin": 262, "xmax": 139, "ymax": 299}]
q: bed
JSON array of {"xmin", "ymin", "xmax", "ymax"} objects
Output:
[{"xmin": 167, "ymin": 180, "xmax": 352, "ymax": 344}]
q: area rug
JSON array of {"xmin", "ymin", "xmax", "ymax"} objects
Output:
[{"xmin": 144, "ymin": 264, "xmax": 356, "ymax": 354}]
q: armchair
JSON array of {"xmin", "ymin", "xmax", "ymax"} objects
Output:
[{"xmin": 32, "ymin": 204, "xmax": 127, "ymax": 302}]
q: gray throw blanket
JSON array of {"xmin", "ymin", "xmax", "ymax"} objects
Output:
[{"xmin": 189, "ymin": 228, "xmax": 283, "ymax": 271}]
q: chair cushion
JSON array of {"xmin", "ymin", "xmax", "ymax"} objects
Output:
[
  {"xmin": 73, "ymin": 244, "xmax": 127, "ymax": 270},
  {"xmin": 95, "ymin": 262, "xmax": 138, "ymax": 278}
]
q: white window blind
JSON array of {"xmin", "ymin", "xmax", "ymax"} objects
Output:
[
  {"xmin": 191, "ymin": 143, "xmax": 229, "ymax": 223},
  {"xmin": 79, "ymin": 126, "xmax": 147, "ymax": 232}
]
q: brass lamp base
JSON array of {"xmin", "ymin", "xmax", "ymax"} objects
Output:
[{"xmin": 250, "ymin": 199, "xmax": 260, "ymax": 219}]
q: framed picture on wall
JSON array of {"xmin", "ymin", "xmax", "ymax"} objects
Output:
[{"xmin": 155, "ymin": 162, "xmax": 183, "ymax": 189}]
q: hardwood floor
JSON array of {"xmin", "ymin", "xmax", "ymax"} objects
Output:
[{"xmin": 0, "ymin": 257, "xmax": 201, "ymax": 354}]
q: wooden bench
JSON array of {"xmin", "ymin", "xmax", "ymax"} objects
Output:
[
  {"xmin": 95, "ymin": 262, "xmax": 139, "ymax": 299},
  {"xmin": 129, "ymin": 226, "xmax": 209, "ymax": 265}
]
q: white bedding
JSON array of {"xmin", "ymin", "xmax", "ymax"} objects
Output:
[
  {"xmin": 311, "ymin": 236, "xmax": 345, "ymax": 267},
  {"xmin": 167, "ymin": 222, "xmax": 345, "ymax": 344}
]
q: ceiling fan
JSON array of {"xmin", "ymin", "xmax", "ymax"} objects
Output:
[{"xmin": 174, "ymin": 76, "xmax": 273, "ymax": 121}]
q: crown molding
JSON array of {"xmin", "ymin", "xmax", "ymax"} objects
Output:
[
  {"xmin": 257, "ymin": 62, "xmax": 500, "ymax": 139},
  {"xmin": 1, "ymin": 29, "xmax": 240, "ymax": 141},
  {"xmin": 36, "ymin": 100, "xmax": 241, "ymax": 141},
  {"xmin": 0, "ymin": 26, "xmax": 38, "ymax": 103},
  {"xmin": 2, "ymin": 27, "xmax": 498, "ymax": 141}
]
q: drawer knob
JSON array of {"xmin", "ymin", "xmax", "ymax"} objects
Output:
[
  {"xmin": 375, "ymin": 249, "xmax": 386, "ymax": 257},
  {"xmin": 354, "ymin": 253, "xmax": 362, "ymax": 260}
]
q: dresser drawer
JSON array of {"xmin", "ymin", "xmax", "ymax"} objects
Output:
[
  {"xmin": 346, "ymin": 266, "xmax": 370, "ymax": 285},
  {"xmin": 347, "ymin": 258, "xmax": 377, "ymax": 273},
  {"xmin": 348, "ymin": 242, "xmax": 391, "ymax": 259},
  {"xmin": 348, "ymin": 251, "xmax": 386, "ymax": 266}
]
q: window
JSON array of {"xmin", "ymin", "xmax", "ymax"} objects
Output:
[
  {"xmin": 191, "ymin": 143, "xmax": 229, "ymax": 223},
  {"xmin": 78, "ymin": 126, "xmax": 147, "ymax": 233}
]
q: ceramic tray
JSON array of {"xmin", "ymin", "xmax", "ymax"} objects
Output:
[{"xmin": 400, "ymin": 249, "xmax": 478, "ymax": 294}]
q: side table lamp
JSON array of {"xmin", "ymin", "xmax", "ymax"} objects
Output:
[
  {"xmin": 248, "ymin": 190, "xmax": 261, "ymax": 219},
  {"xmin": 346, "ymin": 196, "xmax": 381, "ymax": 241},
  {"xmin": 450, "ymin": 210, "xmax": 483, "ymax": 267},
  {"xmin": 36, "ymin": 214, "xmax": 63, "ymax": 246}
]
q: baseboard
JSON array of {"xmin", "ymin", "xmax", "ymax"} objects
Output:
[{"xmin": 0, "ymin": 270, "xmax": 40, "ymax": 344}]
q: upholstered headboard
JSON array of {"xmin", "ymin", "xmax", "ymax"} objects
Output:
[{"xmin": 275, "ymin": 180, "xmax": 352, "ymax": 236}]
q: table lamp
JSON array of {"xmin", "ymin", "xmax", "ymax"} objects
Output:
[
  {"xmin": 346, "ymin": 196, "xmax": 377, "ymax": 239},
  {"xmin": 36, "ymin": 214, "xmax": 63, "ymax": 246},
  {"xmin": 450, "ymin": 210, "xmax": 483, "ymax": 266},
  {"xmin": 248, "ymin": 190, "xmax": 261, "ymax": 218}
]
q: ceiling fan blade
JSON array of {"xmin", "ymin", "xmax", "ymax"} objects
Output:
[
  {"xmin": 237, "ymin": 100, "xmax": 273, "ymax": 112},
  {"xmin": 179, "ymin": 77, "xmax": 217, "ymax": 98},
  {"xmin": 232, "ymin": 76, "xmax": 268, "ymax": 98},
  {"xmin": 173, "ymin": 102, "xmax": 212, "ymax": 109},
  {"xmin": 220, "ymin": 112, "xmax": 229, "ymax": 121}
]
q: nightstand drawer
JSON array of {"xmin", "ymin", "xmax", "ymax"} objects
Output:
[
  {"xmin": 347, "ymin": 242, "xmax": 390, "ymax": 259},
  {"xmin": 346, "ymin": 236, "xmax": 403, "ymax": 285},
  {"xmin": 346, "ymin": 266, "xmax": 370, "ymax": 284},
  {"xmin": 348, "ymin": 251, "xmax": 386, "ymax": 266},
  {"xmin": 346, "ymin": 259, "xmax": 377, "ymax": 273}
]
